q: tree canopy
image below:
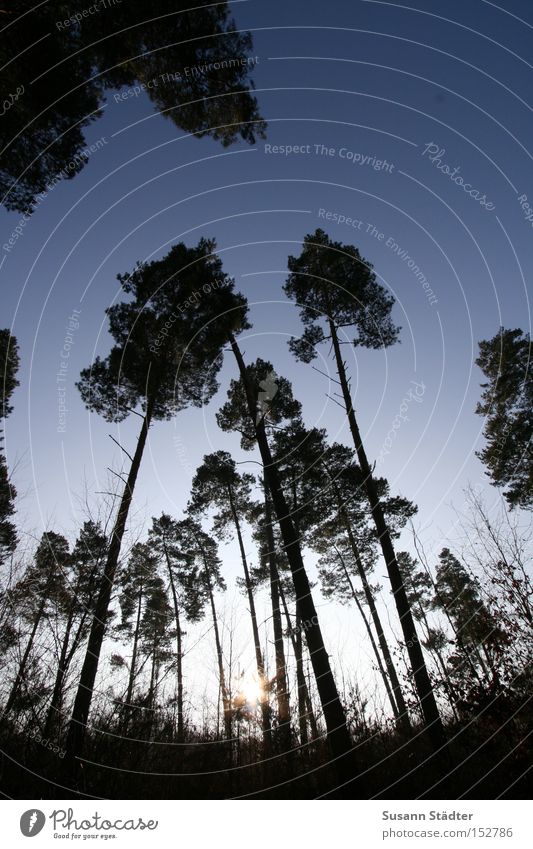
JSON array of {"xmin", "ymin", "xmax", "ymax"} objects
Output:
[
  {"xmin": 77, "ymin": 238, "xmax": 249, "ymax": 421},
  {"xmin": 1, "ymin": 0, "xmax": 265, "ymax": 212},
  {"xmin": 476, "ymin": 328, "xmax": 532, "ymax": 509},
  {"xmin": 284, "ymin": 228, "xmax": 400, "ymax": 362},
  {"xmin": 216, "ymin": 357, "xmax": 301, "ymax": 449},
  {"xmin": 0, "ymin": 331, "xmax": 20, "ymax": 565}
]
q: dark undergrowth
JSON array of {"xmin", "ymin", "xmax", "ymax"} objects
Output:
[{"xmin": 1, "ymin": 701, "xmax": 531, "ymax": 800}]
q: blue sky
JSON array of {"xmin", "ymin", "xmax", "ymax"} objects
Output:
[{"xmin": 1, "ymin": 0, "xmax": 532, "ymax": 710}]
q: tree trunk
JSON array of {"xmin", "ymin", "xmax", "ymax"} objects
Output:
[
  {"xmin": 64, "ymin": 397, "xmax": 155, "ymax": 776},
  {"xmin": 326, "ymin": 466, "xmax": 412, "ymax": 733},
  {"xmin": 44, "ymin": 597, "xmax": 77, "ymax": 737},
  {"xmin": 146, "ymin": 634, "xmax": 159, "ymax": 739},
  {"xmin": 411, "ymin": 601, "xmax": 460, "ymax": 721},
  {"xmin": 344, "ymin": 519, "xmax": 411, "ymax": 733},
  {"xmin": 431, "ymin": 645, "xmax": 460, "ymax": 722},
  {"xmin": 278, "ymin": 581, "xmax": 318, "ymax": 744},
  {"xmin": 44, "ymin": 562, "xmax": 102, "ymax": 737},
  {"xmin": 304, "ymin": 663, "xmax": 320, "ymax": 741},
  {"xmin": 162, "ymin": 542, "xmax": 184, "ymax": 743},
  {"xmin": 333, "ymin": 545, "xmax": 400, "ymax": 723},
  {"xmin": 229, "ymin": 335, "xmax": 354, "ymax": 775},
  {"xmin": 286, "ymin": 474, "xmax": 313, "ymax": 747},
  {"xmin": 432, "ymin": 587, "xmax": 485, "ymax": 688},
  {"xmin": 263, "ymin": 484, "xmax": 291, "ymax": 752},
  {"xmin": 62, "ymin": 561, "xmax": 100, "ymax": 674},
  {"xmin": 328, "ymin": 319, "xmax": 447, "ymax": 754},
  {"xmin": 122, "ymin": 582, "xmax": 144, "ymax": 733},
  {"xmin": 228, "ymin": 486, "xmax": 271, "ymax": 752},
  {"xmin": 4, "ymin": 594, "xmax": 47, "ymax": 715},
  {"xmin": 288, "ymin": 473, "xmax": 321, "ymax": 747},
  {"xmin": 197, "ymin": 538, "xmax": 232, "ymax": 742},
  {"xmin": 295, "ymin": 610, "xmax": 309, "ymax": 747}
]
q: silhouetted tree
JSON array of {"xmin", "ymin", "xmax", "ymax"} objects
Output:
[
  {"xmin": 190, "ymin": 451, "xmax": 272, "ymax": 750},
  {"xmin": 0, "ymin": 330, "xmax": 19, "ymax": 566},
  {"xmin": 0, "ymin": 330, "xmax": 19, "ymax": 423},
  {"xmin": 476, "ymin": 328, "xmax": 532, "ymax": 509},
  {"xmin": 314, "ymin": 440, "xmax": 413, "ymax": 732},
  {"xmin": 396, "ymin": 551, "xmax": 460, "ymax": 718},
  {"xmin": 268, "ymin": 424, "xmax": 332, "ymax": 747},
  {"xmin": 458, "ymin": 488, "xmax": 533, "ymax": 639},
  {"xmin": 284, "ymin": 230, "xmax": 446, "ymax": 752},
  {"xmin": 148, "ymin": 513, "xmax": 206, "ymax": 742},
  {"xmin": 44, "ymin": 521, "xmax": 108, "ymax": 737},
  {"xmin": 268, "ymin": 421, "xmax": 412, "ymax": 731},
  {"xmin": 0, "ymin": 457, "xmax": 17, "ymax": 570},
  {"xmin": 217, "ymin": 354, "xmax": 354, "ymax": 772},
  {"xmin": 65, "ymin": 239, "xmax": 248, "ymax": 771},
  {"xmin": 141, "ymin": 576, "xmax": 175, "ymax": 738},
  {"xmin": 433, "ymin": 548, "xmax": 509, "ymax": 693},
  {"xmin": 3, "ymin": 532, "xmax": 69, "ymax": 715},
  {"xmin": 115, "ymin": 543, "xmax": 161, "ymax": 732},
  {"xmin": 250, "ymin": 484, "xmax": 292, "ymax": 752},
  {"xmin": 270, "ymin": 420, "xmax": 326, "ymax": 536},
  {"xmin": 174, "ymin": 517, "xmax": 231, "ymax": 740},
  {"xmin": 1, "ymin": 1, "xmax": 265, "ymax": 212}
]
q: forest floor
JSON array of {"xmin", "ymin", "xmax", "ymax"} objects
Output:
[{"xmin": 1, "ymin": 705, "xmax": 531, "ymax": 800}]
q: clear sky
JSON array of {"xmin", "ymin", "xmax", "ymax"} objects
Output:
[{"xmin": 2, "ymin": 0, "xmax": 532, "ymax": 713}]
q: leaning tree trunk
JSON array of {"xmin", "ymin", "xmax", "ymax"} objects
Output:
[
  {"xmin": 287, "ymin": 476, "xmax": 321, "ymax": 748},
  {"xmin": 229, "ymin": 335, "xmax": 354, "ymax": 776},
  {"xmin": 278, "ymin": 581, "xmax": 318, "ymax": 744},
  {"xmin": 328, "ymin": 318, "xmax": 447, "ymax": 754},
  {"xmin": 263, "ymin": 484, "xmax": 291, "ymax": 753},
  {"xmin": 411, "ymin": 597, "xmax": 460, "ymax": 721},
  {"xmin": 64, "ymin": 396, "xmax": 156, "ymax": 778},
  {"xmin": 333, "ymin": 545, "xmax": 400, "ymax": 723},
  {"xmin": 284, "ymin": 478, "xmax": 311, "ymax": 747},
  {"xmin": 428, "ymin": 639, "xmax": 460, "ymax": 723},
  {"xmin": 228, "ymin": 486, "xmax": 272, "ymax": 753},
  {"xmin": 342, "ymin": 515, "xmax": 411, "ymax": 733},
  {"xmin": 326, "ymin": 468, "xmax": 412, "ymax": 733}
]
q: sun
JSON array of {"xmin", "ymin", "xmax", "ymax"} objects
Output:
[{"xmin": 237, "ymin": 673, "xmax": 263, "ymax": 706}]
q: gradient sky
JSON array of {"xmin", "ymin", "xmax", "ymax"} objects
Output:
[{"xmin": 2, "ymin": 0, "xmax": 532, "ymax": 711}]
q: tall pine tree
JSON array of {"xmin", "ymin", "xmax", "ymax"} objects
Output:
[
  {"xmin": 284, "ymin": 230, "xmax": 446, "ymax": 753},
  {"xmin": 65, "ymin": 239, "xmax": 248, "ymax": 773}
]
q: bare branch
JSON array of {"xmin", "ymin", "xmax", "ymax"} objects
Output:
[
  {"xmin": 326, "ymin": 393, "xmax": 346, "ymax": 410},
  {"xmin": 312, "ymin": 365, "xmax": 341, "ymax": 385},
  {"xmin": 108, "ymin": 435, "xmax": 134, "ymax": 463}
]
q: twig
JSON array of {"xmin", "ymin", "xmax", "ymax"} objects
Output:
[
  {"xmin": 109, "ymin": 435, "xmax": 134, "ymax": 463},
  {"xmin": 107, "ymin": 468, "xmax": 128, "ymax": 485},
  {"xmin": 125, "ymin": 407, "xmax": 144, "ymax": 419},
  {"xmin": 326, "ymin": 393, "xmax": 346, "ymax": 410},
  {"xmin": 312, "ymin": 365, "xmax": 341, "ymax": 385}
]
